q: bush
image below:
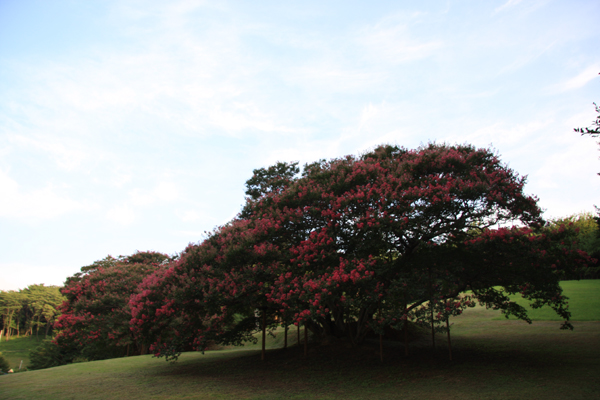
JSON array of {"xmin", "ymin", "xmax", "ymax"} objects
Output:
[
  {"xmin": 28, "ymin": 340, "xmax": 73, "ymax": 370},
  {"xmin": 0, "ymin": 352, "xmax": 10, "ymax": 373}
]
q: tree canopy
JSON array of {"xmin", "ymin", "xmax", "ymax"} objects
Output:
[
  {"xmin": 53, "ymin": 251, "xmax": 170, "ymax": 361},
  {"xmin": 130, "ymin": 143, "xmax": 591, "ymax": 360}
]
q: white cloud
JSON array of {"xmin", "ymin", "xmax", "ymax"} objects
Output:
[
  {"xmin": 532, "ymin": 143, "xmax": 597, "ymax": 189},
  {"xmin": 286, "ymin": 62, "xmax": 383, "ymax": 95},
  {"xmin": 550, "ymin": 65, "xmax": 600, "ymax": 93},
  {"xmin": 0, "ymin": 263, "xmax": 75, "ymax": 290},
  {"xmin": 453, "ymin": 119, "xmax": 552, "ymax": 149},
  {"xmin": 177, "ymin": 209, "xmax": 204, "ymax": 223},
  {"xmin": 110, "ymin": 171, "xmax": 133, "ymax": 188},
  {"xmin": 129, "ymin": 180, "xmax": 180, "ymax": 206},
  {"xmin": 0, "ymin": 276, "xmax": 20, "ymax": 292},
  {"xmin": 105, "ymin": 181, "xmax": 180, "ymax": 226},
  {"xmin": 106, "ymin": 204, "xmax": 136, "ymax": 226},
  {"xmin": 7, "ymin": 134, "xmax": 88, "ymax": 171},
  {"xmin": 357, "ymin": 15, "xmax": 442, "ymax": 65},
  {"xmin": 154, "ymin": 181, "xmax": 179, "ymax": 202},
  {"xmin": 207, "ymin": 102, "xmax": 296, "ymax": 133},
  {"xmin": 0, "ymin": 170, "xmax": 90, "ymax": 220}
]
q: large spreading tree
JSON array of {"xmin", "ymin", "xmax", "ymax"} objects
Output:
[{"xmin": 131, "ymin": 144, "xmax": 590, "ymax": 360}]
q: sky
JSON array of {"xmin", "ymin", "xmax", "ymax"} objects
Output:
[{"xmin": 1, "ymin": 0, "xmax": 599, "ymax": 291}]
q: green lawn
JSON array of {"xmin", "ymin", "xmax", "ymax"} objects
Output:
[
  {"xmin": 0, "ymin": 335, "xmax": 42, "ymax": 372},
  {"xmin": 1, "ymin": 280, "xmax": 598, "ymax": 399},
  {"xmin": 491, "ymin": 279, "xmax": 600, "ymax": 321}
]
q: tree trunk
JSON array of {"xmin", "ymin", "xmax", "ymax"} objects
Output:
[
  {"xmin": 6, "ymin": 311, "xmax": 15, "ymax": 341},
  {"xmin": 45, "ymin": 319, "xmax": 52, "ymax": 338},
  {"xmin": 446, "ymin": 318, "xmax": 452, "ymax": 361},
  {"xmin": 429, "ymin": 267, "xmax": 435, "ymax": 350},
  {"xmin": 35, "ymin": 316, "xmax": 40, "ymax": 341},
  {"xmin": 261, "ymin": 311, "xmax": 266, "ymax": 361},
  {"xmin": 404, "ymin": 294, "xmax": 409, "ymax": 356},
  {"xmin": 430, "ymin": 305, "xmax": 435, "ymax": 350},
  {"xmin": 378, "ymin": 301, "xmax": 383, "ymax": 362},
  {"xmin": 304, "ymin": 325, "xmax": 308, "ymax": 357},
  {"xmin": 284, "ymin": 324, "xmax": 288, "ymax": 349}
]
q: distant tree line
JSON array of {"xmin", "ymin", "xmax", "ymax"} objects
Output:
[
  {"xmin": 0, "ymin": 285, "xmax": 64, "ymax": 342},
  {"xmin": 546, "ymin": 212, "xmax": 600, "ymax": 279}
]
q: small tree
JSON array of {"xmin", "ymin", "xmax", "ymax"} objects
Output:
[{"xmin": 28, "ymin": 340, "xmax": 71, "ymax": 370}]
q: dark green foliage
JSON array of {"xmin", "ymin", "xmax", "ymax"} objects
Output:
[
  {"xmin": 0, "ymin": 351, "xmax": 10, "ymax": 373},
  {"xmin": 124, "ymin": 251, "xmax": 170, "ymax": 265},
  {"xmin": 27, "ymin": 340, "xmax": 72, "ymax": 370},
  {"xmin": 244, "ymin": 161, "xmax": 300, "ymax": 200},
  {"xmin": 241, "ymin": 161, "xmax": 300, "ymax": 218}
]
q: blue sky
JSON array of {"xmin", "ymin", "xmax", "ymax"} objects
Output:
[{"xmin": 1, "ymin": 0, "xmax": 599, "ymax": 291}]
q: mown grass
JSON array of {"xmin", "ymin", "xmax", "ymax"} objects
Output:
[
  {"xmin": 491, "ymin": 280, "xmax": 600, "ymax": 321},
  {"xmin": 1, "ymin": 280, "xmax": 598, "ymax": 399},
  {"xmin": 0, "ymin": 335, "xmax": 42, "ymax": 372}
]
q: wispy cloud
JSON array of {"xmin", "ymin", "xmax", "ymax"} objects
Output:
[
  {"xmin": 7, "ymin": 134, "xmax": 89, "ymax": 171},
  {"xmin": 0, "ymin": 170, "xmax": 93, "ymax": 220},
  {"xmin": 357, "ymin": 14, "xmax": 442, "ymax": 65},
  {"xmin": 550, "ymin": 65, "xmax": 600, "ymax": 93},
  {"xmin": 494, "ymin": 0, "xmax": 524, "ymax": 14}
]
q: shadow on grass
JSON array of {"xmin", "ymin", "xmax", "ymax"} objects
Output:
[
  {"xmin": 151, "ymin": 323, "xmax": 599, "ymax": 399},
  {"xmin": 2, "ymin": 321, "xmax": 598, "ymax": 400}
]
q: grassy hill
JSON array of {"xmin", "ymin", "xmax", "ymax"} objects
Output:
[{"xmin": 1, "ymin": 280, "xmax": 598, "ymax": 399}]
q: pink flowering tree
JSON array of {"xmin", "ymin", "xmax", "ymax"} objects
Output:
[
  {"xmin": 130, "ymin": 219, "xmax": 289, "ymax": 360},
  {"xmin": 53, "ymin": 251, "xmax": 169, "ymax": 361},
  {"xmin": 244, "ymin": 144, "xmax": 589, "ymax": 343},
  {"xmin": 132, "ymin": 143, "xmax": 592, "ymax": 359}
]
